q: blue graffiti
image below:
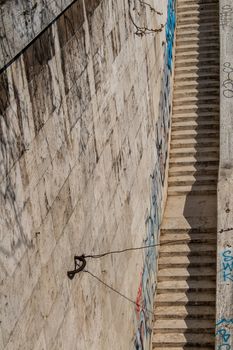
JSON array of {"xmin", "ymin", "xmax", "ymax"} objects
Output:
[
  {"xmin": 216, "ymin": 329, "xmax": 231, "ymax": 343},
  {"xmin": 166, "ymin": 0, "xmax": 176, "ymax": 71},
  {"xmin": 221, "ymin": 249, "xmax": 233, "ymax": 282},
  {"xmin": 216, "ymin": 319, "xmax": 233, "ymax": 350},
  {"xmin": 217, "ymin": 319, "xmax": 233, "ymax": 326}
]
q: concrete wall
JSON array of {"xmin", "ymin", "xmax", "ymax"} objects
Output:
[
  {"xmin": 0, "ymin": 0, "xmax": 174, "ymax": 349},
  {"xmin": 216, "ymin": 1, "xmax": 233, "ymax": 349},
  {"xmin": 0, "ymin": 0, "xmax": 74, "ymax": 70}
]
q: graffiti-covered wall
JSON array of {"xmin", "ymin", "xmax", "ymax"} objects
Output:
[
  {"xmin": 217, "ymin": 0, "xmax": 233, "ymax": 349},
  {"xmin": 134, "ymin": 1, "xmax": 176, "ymax": 349},
  {"xmin": 0, "ymin": 0, "xmax": 175, "ymax": 349}
]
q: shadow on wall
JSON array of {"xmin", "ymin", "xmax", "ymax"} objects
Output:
[{"xmin": 134, "ymin": 1, "xmax": 176, "ymax": 349}]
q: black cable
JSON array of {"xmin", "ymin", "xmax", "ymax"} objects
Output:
[
  {"xmin": 83, "ymin": 225, "xmax": 229, "ymax": 259},
  {"xmin": 85, "ymin": 243, "xmax": 160, "ymax": 258},
  {"xmin": 68, "ymin": 228, "xmax": 229, "ymax": 311},
  {"xmin": 84, "ymin": 269, "xmax": 198, "ymax": 314},
  {"xmin": 84, "ymin": 269, "xmax": 154, "ymax": 316},
  {"xmin": 68, "ymin": 237, "xmax": 216, "ymax": 277},
  {"xmin": 84, "ymin": 238, "xmax": 203, "ymax": 259}
]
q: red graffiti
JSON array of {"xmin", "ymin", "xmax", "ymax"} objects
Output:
[{"xmin": 136, "ymin": 274, "xmax": 143, "ymax": 316}]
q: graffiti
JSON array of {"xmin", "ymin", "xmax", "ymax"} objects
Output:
[
  {"xmin": 216, "ymin": 319, "xmax": 233, "ymax": 350},
  {"xmin": 134, "ymin": 117, "xmax": 168, "ymax": 349},
  {"xmin": 134, "ymin": 207, "xmax": 158, "ymax": 349},
  {"xmin": 136, "ymin": 274, "xmax": 143, "ymax": 314},
  {"xmin": 221, "ymin": 249, "xmax": 233, "ymax": 282},
  {"xmin": 217, "ymin": 319, "xmax": 233, "ymax": 326},
  {"xmin": 223, "ymin": 62, "xmax": 233, "ymax": 98},
  {"xmin": 220, "ymin": 4, "xmax": 233, "ymax": 30},
  {"xmin": 166, "ymin": 0, "xmax": 176, "ymax": 71},
  {"xmin": 156, "ymin": 63, "xmax": 171, "ymax": 186}
]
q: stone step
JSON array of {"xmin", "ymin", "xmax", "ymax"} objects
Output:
[
  {"xmin": 176, "ymin": 43, "xmax": 219, "ymax": 54},
  {"xmin": 168, "ymin": 163, "xmax": 218, "ymax": 176},
  {"xmin": 173, "ymin": 95, "xmax": 219, "ymax": 106},
  {"xmin": 154, "ymin": 304, "xmax": 215, "ymax": 320},
  {"xmin": 174, "ymin": 85, "xmax": 219, "ymax": 96},
  {"xmin": 170, "ymin": 147, "xmax": 219, "ymax": 157},
  {"xmin": 168, "ymin": 174, "xmax": 217, "ymax": 186},
  {"xmin": 175, "ymin": 57, "xmax": 219, "ymax": 68},
  {"xmin": 176, "ymin": 28, "xmax": 219, "ymax": 38},
  {"xmin": 177, "ymin": 14, "xmax": 218, "ymax": 21},
  {"xmin": 176, "ymin": 32, "xmax": 218, "ymax": 43},
  {"xmin": 175, "ymin": 79, "xmax": 219, "ymax": 89},
  {"xmin": 168, "ymin": 184, "xmax": 217, "ymax": 196},
  {"xmin": 174, "ymin": 68, "xmax": 219, "ymax": 78},
  {"xmin": 170, "ymin": 137, "xmax": 219, "ymax": 148},
  {"xmin": 171, "ymin": 129, "xmax": 219, "ymax": 140},
  {"xmin": 155, "ymin": 292, "xmax": 215, "ymax": 306},
  {"xmin": 173, "ymin": 101, "xmax": 219, "ymax": 110},
  {"xmin": 177, "ymin": 18, "xmax": 219, "ymax": 26},
  {"xmin": 177, "ymin": 16, "xmax": 219, "ymax": 27},
  {"xmin": 177, "ymin": 22, "xmax": 218, "ymax": 30},
  {"xmin": 161, "ymin": 229, "xmax": 216, "ymax": 237},
  {"xmin": 158, "ymin": 267, "xmax": 216, "ymax": 281},
  {"xmin": 153, "ymin": 319, "xmax": 215, "ymax": 333},
  {"xmin": 178, "ymin": 8, "xmax": 219, "ymax": 17},
  {"xmin": 160, "ymin": 232, "xmax": 216, "ymax": 243},
  {"xmin": 173, "ymin": 84, "xmax": 219, "ymax": 92},
  {"xmin": 159, "ymin": 243, "xmax": 216, "ymax": 257},
  {"xmin": 177, "ymin": 17, "xmax": 218, "ymax": 26},
  {"xmin": 178, "ymin": 8, "xmax": 219, "ymax": 14},
  {"xmin": 172, "ymin": 121, "xmax": 219, "ymax": 131},
  {"xmin": 175, "ymin": 50, "xmax": 219, "ymax": 60},
  {"xmin": 177, "ymin": 12, "xmax": 218, "ymax": 17},
  {"xmin": 172, "ymin": 112, "xmax": 219, "ymax": 122},
  {"xmin": 175, "ymin": 70, "xmax": 219, "ymax": 80},
  {"xmin": 159, "ymin": 254, "xmax": 216, "ymax": 269},
  {"xmin": 169, "ymin": 156, "xmax": 218, "ymax": 168},
  {"xmin": 161, "ymin": 216, "xmax": 216, "ymax": 232},
  {"xmin": 176, "ymin": 38, "xmax": 219, "ymax": 48},
  {"xmin": 152, "ymin": 333, "xmax": 215, "ymax": 348},
  {"xmin": 174, "ymin": 77, "xmax": 219, "ymax": 88},
  {"xmin": 157, "ymin": 280, "xmax": 216, "ymax": 293},
  {"xmin": 178, "ymin": 2, "xmax": 218, "ymax": 11},
  {"xmin": 177, "ymin": 18, "xmax": 218, "ymax": 27},
  {"xmin": 173, "ymin": 106, "xmax": 219, "ymax": 116},
  {"xmin": 160, "ymin": 226, "xmax": 216, "ymax": 235}
]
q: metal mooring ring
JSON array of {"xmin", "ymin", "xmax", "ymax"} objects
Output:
[{"xmin": 67, "ymin": 255, "xmax": 86, "ymax": 280}]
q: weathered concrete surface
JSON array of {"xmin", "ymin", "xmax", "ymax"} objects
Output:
[
  {"xmin": 0, "ymin": 0, "xmax": 172, "ymax": 349},
  {"xmin": 0, "ymin": 0, "xmax": 75, "ymax": 70},
  {"xmin": 216, "ymin": 0, "xmax": 233, "ymax": 348}
]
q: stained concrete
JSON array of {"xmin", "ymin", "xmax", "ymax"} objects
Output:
[{"xmin": 0, "ymin": 0, "xmax": 171, "ymax": 349}]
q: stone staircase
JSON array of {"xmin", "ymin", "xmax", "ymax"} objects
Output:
[{"xmin": 152, "ymin": 0, "xmax": 219, "ymax": 348}]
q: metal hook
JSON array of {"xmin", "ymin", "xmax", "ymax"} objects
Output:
[{"xmin": 67, "ymin": 255, "xmax": 86, "ymax": 280}]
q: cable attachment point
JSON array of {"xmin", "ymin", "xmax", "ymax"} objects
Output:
[{"xmin": 67, "ymin": 255, "xmax": 86, "ymax": 280}]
